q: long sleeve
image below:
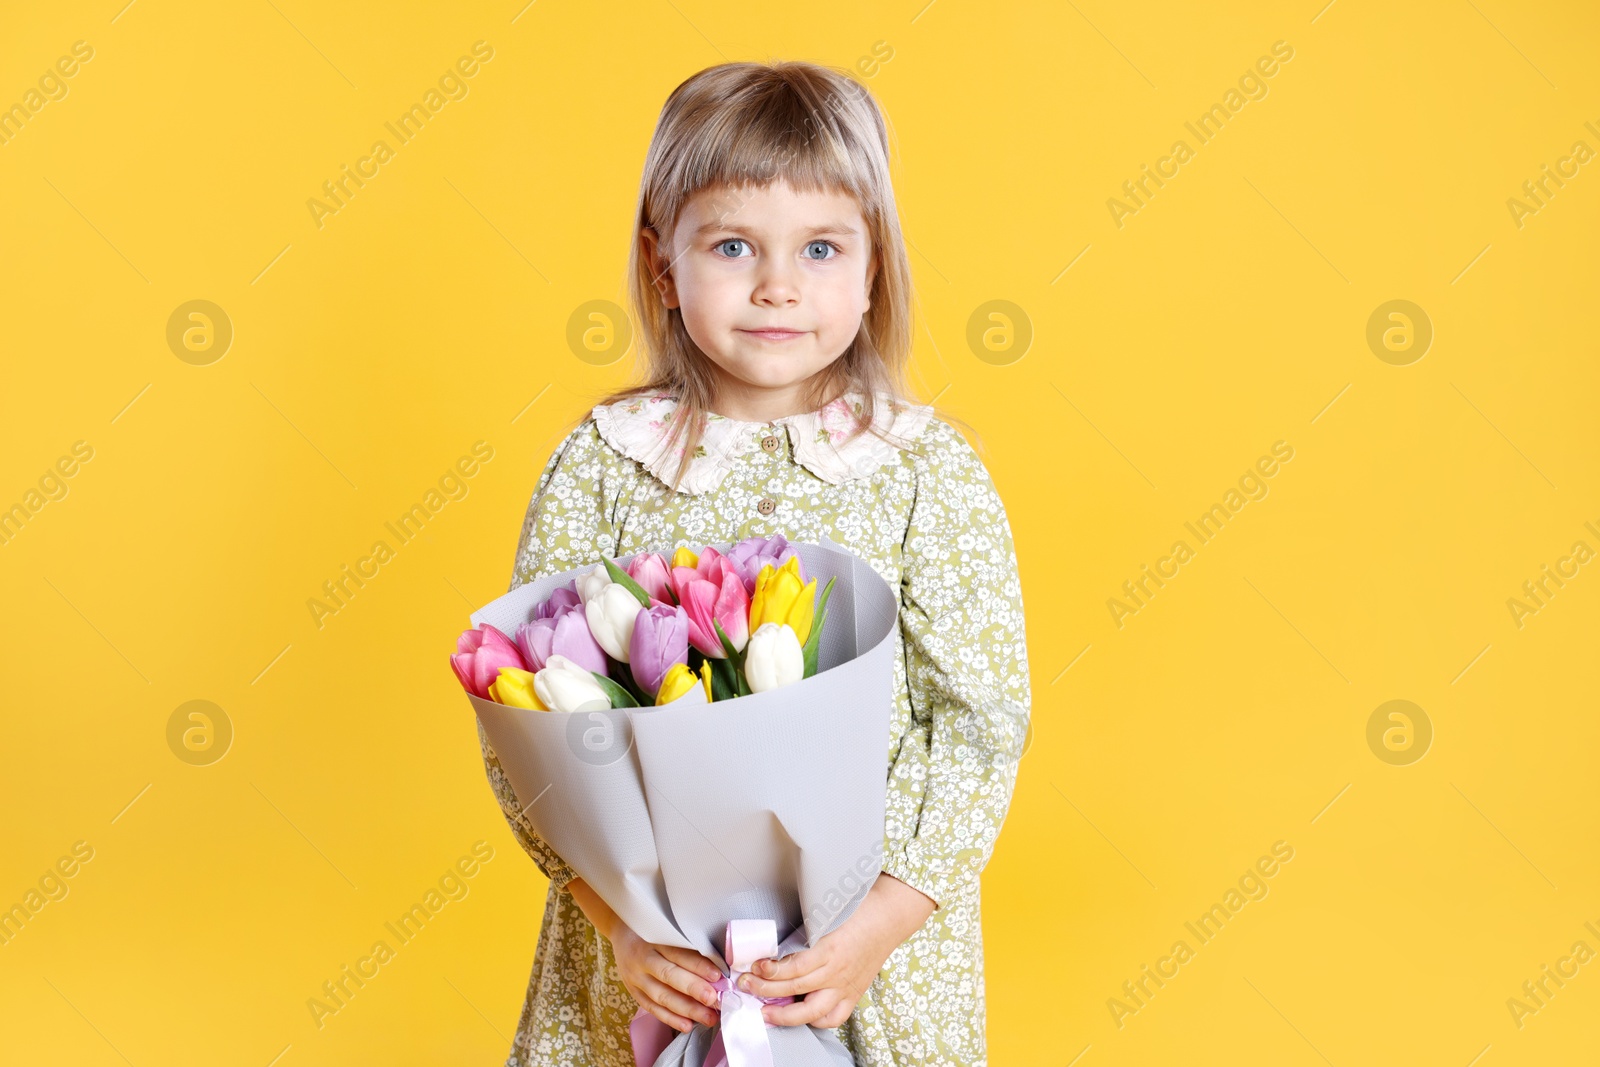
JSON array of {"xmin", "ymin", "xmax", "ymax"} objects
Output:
[
  {"xmin": 476, "ymin": 417, "xmax": 624, "ymax": 892},
  {"xmin": 880, "ymin": 421, "xmax": 1032, "ymax": 909}
]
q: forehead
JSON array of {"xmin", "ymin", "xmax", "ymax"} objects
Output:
[{"xmin": 679, "ymin": 179, "xmax": 865, "ymax": 234}]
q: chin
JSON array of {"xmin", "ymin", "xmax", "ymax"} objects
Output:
[
  {"xmin": 726, "ymin": 357, "xmax": 818, "ymax": 386},
  {"xmin": 733, "ymin": 373, "xmax": 809, "ymax": 393}
]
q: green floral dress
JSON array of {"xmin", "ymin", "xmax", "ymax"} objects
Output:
[{"xmin": 476, "ymin": 389, "xmax": 1032, "ymax": 1067}]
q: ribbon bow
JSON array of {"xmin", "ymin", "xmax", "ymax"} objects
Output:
[
  {"xmin": 705, "ymin": 919, "xmax": 795, "ymax": 1067},
  {"xmin": 630, "ymin": 919, "xmax": 795, "ymax": 1067}
]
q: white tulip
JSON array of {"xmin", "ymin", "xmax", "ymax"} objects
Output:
[
  {"xmin": 586, "ymin": 583, "xmax": 643, "ymax": 662},
  {"xmin": 744, "ymin": 622, "xmax": 803, "ymax": 693},
  {"xmin": 574, "ymin": 564, "xmax": 612, "ymax": 605},
  {"xmin": 533, "ymin": 654, "xmax": 613, "ymax": 713}
]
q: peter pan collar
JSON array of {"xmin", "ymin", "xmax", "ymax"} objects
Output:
[{"xmin": 592, "ymin": 389, "xmax": 935, "ymax": 496}]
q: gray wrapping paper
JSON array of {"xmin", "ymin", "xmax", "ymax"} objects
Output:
[{"xmin": 467, "ymin": 537, "xmax": 898, "ymax": 1066}]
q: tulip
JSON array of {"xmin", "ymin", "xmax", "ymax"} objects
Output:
[
  {"xmin": 691, "ymin": 543, "xmax": 726, "ymax": 573},
  {"xmin": 670, "ymin": 543, "xmax": 726, "ymax": 592},
  {"xmin": 749, "ymin": 557, "xmax": 816, "ymax": 647},
  {"xmin": 652, "ymin": 662, "xmax": 704, "ymax": 703},
  {"xmin": 514, "ymin": 606, "xmax": 607, "ymax": 676},
  {"xmin": 534, "ymin": 584, "xmax": 582, "ymax": 621},
  {"xmin": 627, "ymin": 552, "xmax": 675, "ymax": 605},
  {"xmin": 744, "ymin": 622, "xmax": 804, "ymax": 693},
  {"xmin": 700, "ymin": 659, "xmax": 713, "ymax": 703},
  {"xmin": 671, "ymin": 561, "xmax": 751, "ymax": 657},
  {"xmin": 533, "ymin": 654, "xmax": 614, "ymax": 713},
  {"xmin": 586, "ymin": 582, "xmax": 645, "ymax": 662},
  {"xmin": 574, "ymin": 563, "xmax": 613, "ymax": 606},
  {"xmin": 725, "ymin": 534, "xmax": 804, "ymax": 597},
  {"xmin": 629, "ymin": 603, "xmax": 690, "ymax": 697},
  {"xmin": 488, "ymin": 666, "xmax": 546, "ymax": 710},
  {"xmin": 451, "ymin": 624, "xmax": 527, "ymax": 699}
]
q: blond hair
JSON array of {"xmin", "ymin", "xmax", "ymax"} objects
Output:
[{"xmin": 575, "ymin": 60, "xmax": 970, "ymax": 492}]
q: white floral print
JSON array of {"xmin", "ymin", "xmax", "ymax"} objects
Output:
[{"xmin": 476, "ymin": 390, "xmax": 1031, "ymax": 1066}]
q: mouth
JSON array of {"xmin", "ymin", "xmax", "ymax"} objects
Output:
[{"xmin": 739, "ymin": 329, "xmax": 807, "ymax": 342}]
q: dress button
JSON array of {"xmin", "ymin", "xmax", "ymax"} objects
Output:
[
  {"xmin": 761, "ymin": 435, "xmax": 779, "ymax": 454},
  {"xmin": 756, "ymin": 497, "xmax": 776, "ymax": 516}
]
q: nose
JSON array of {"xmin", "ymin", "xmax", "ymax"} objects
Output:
[{"xmin": 751, "ymin": 256, "xmax": 800, "ymax": 308}]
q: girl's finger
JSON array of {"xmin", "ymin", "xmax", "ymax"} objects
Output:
[
  {"xmin": 816, "ymin": 1001, "xmax": 855, "ymax": 1029},
  {"xmin": 762, "ymin": 993, "xmax": 833, "ymax": 1028},
  {"xmin": 627, "ymin": 980, "xmax": 697, "ymax": 1035},
  {"xmin": 754, "ymin": 947, "xmax": 819, "ymax": 982},
  {"xmin": 739, "ymin": 965, "xmax": 826, "ymax": 1000},
  {"xmin": 659, "ymin": 945, "xmax": 724, "ymax": 985},
  {"xmin": 646, "ymin": 1000, "xmax": 696, "ymax": 1035},
  {"xmin": 642, "ymin": 974, "xmax": 720, "ymax": 1030},
  {"xmin": 654, "ymin": 956, "xmax": 722, "ymax": 1010}
]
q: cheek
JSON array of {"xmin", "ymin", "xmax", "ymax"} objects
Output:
[
  {"xmin": 675, "ymin": 262, "xmax": 737, "ymax": 319},
  {"xmin": 817, "ymin": 270, "xmax": 871, "ymax": 332},
  {"xmin": 672, "ymin": 271, "xmax": 739, "ymax": 357},
  {"xmin": 675, "ymin": 280, "xmax": 728, "ymax": 338}
]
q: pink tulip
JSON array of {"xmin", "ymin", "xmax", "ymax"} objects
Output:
[
  {"xmin": 627, "ymin": 552, "xmax": 676, "ymax": 605},
  {"xmin": 450, "ymin": 623, "xmax": 527, "ymax": 699},
  {"xmin": 514, "ymin": 604, "xmax": 607, "ymax": 676},
  {"xmin": 690, "ymin": 544, "xmax": 731, "ymax": 581},
  {"xmin": 677, "ymin": 545, "xmax": 746, "ymax": 596},
  {"xmin": 671, "ymin": 562, "xmax": 751, "ymax": 657}
]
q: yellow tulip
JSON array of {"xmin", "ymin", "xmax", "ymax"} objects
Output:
[
  {"xmin": 749, "ymin": 557, "xmax": 816, "ymax": 647},
  {"xmin": 489, "ymin": 666, "xmax": 547, "ymax": 710},
  {"xmin": 671, "ymin": 546, "xmax": 700, "ymax": 569},
  {"xmin": 656, "ymin": 662, "xmax": 699, "ymax": 704},
  {"xmin": 700, "ymin": 659, "xmax": 713, "ymax": 703}
]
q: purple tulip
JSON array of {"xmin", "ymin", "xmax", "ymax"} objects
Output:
[
  {"xmin": 628, "ymin": 603, "xmax": 689, "ymax": 697},
  {"xmin": 724, "ymin": 534, "xmax": 805, "ymax": 597},
  {"xmin": 514, "ymin": 607, "xmax": 607, "ymax": 677},
  {"xmin": 534, "ymin": 583, "xmax": 582, "ymax": 621}
]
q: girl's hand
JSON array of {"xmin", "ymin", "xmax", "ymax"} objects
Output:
[
  {"xmin": 738, "ymin": 873, "xmax": 936, "ymax": 1029},
  {"xmin": 566, "ymin": 876, "xmax": 723, "ymax": 1034},
  {"xmin": 611, "ymin": 923, "xmax": 725, "ymax": 1034}
]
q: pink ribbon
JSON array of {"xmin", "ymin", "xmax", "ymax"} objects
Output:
[{"xmin": 630, "ymin": 920, "xmax": 795, "ymax": 1067}]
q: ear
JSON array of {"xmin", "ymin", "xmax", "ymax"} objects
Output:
[{"xmin": 641, "ymin": 226, "xmax": 680, "ymax": 309}]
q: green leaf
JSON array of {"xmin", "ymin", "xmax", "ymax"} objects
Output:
[
  {"xmin": 801, "ymin": 576, "xmax": 835, "ymax": 678},
  {"xmin": 713, "ymin": 618, "xmax": 753, "ymax": 696},
  {"xmin": 802, "ymin": 608, "xmax": 829, "ymax": 678},
  {"xmin": 606, "ymin": 658, "xmax": 651, "ymax": 706},
  {"xmin": 588, "ymin": 669, "xmax": 639, "ymax": 708},
  {"xmin": 602, "ymin": 556, "xmax": 654, "ymax": 609},
  {"xmin": 713, "ymin": 617, "xmax": 744, "ymax": 666},
  {"xmin": 709, "ymin": 657, "xmax": 737, "ymax": 701},
  {"xmin": 813, "ymin": 574, "xmax": 836, "ymax": 621}
]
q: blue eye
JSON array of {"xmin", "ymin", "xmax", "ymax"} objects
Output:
[
  {"xmin": 714, "ymin": 239, "xmax": 751, "ymax": 258},
  {"xmin": 803, "ymin": 241, "xmax": 837, "ymax": 261}
]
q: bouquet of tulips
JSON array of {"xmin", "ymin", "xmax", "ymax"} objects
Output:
[
  {"xmin": 455, "ymin": 535, "xmax": 898, "ymax": 1067},
  {"xmin": 449, "ymin": 535, "xmax": 836, "ymax": 717}
]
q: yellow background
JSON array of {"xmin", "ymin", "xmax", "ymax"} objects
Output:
[{"xmin": 2, "ymin": 1, "xmax": 1596, "ymax": 1064}]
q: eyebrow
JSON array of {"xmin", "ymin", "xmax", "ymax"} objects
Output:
[{"xmin": 691, "ymin": 220, "xmax": 861, "ymax": 239}]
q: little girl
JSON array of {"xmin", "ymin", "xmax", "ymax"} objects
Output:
[{"xmin": 477, "ymin": 60, "xmax": 1031, "ymax": 1067}]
